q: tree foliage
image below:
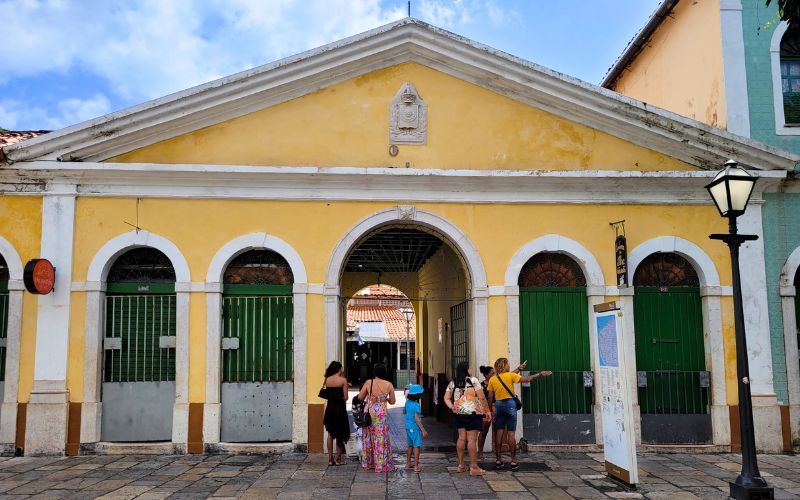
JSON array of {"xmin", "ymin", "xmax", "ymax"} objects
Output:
[{"xmin": 768, "ymin": 0, "xmax": 800, "ymax": 31}]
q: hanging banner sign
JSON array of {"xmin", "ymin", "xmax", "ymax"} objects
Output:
[
  {"xmin": 615, "ymin": 235, "xmax": 628, "ymax": 286},
  {"xmin": 23, "ymin": 259, "xmax": 56, "ymax": 295},
  {"xmin": 593, "ymin": 302, "xmax": 638, "ymax": 486}
]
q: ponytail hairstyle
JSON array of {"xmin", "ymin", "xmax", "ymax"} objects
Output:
[
  {"xmin": 454, "ymin": 361, "xmax": 471, "ymax": 389},
  {"xmin": 325, "ymin": 361, "xmax": 342, "ymax": 378}
]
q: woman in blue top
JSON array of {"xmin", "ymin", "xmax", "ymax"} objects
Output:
[{"xmin": 404, "ymin": 384, "xmax": 428, "ymax": 472}]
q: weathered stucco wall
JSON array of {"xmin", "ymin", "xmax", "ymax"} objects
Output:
[
  {"xmin": 111, "ymin": 62, "xmax": 695, "ymax": 172},
  {"xmin": 612, "ymin": 0, "xmax": 727, "ymax": 129}
]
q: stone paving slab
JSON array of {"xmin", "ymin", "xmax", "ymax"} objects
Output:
[{"xmin": 0, "ymin": 452, "xmax": 794, "ymax": 498}]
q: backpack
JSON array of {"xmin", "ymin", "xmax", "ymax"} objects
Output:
[{"xmin": 352, "ymin": 380, "xmax": 373, "ymax": 428}]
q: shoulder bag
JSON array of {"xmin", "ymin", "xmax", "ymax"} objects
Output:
[
  {"xmin": 496, "ymin": 373, "xmax": 523, "ymax": 411},
  {"xmin": 352, "ymin": 380, "xmax": 373, "ymax": 428}
]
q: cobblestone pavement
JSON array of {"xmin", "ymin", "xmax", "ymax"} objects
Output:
[{"xmin": 0, "ymin": 451, "xmax": 797, "ymax": 499}]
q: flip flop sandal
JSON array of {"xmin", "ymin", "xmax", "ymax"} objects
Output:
[
  {"xmin": 414, "ymin": 466, "xmax": 422, "ymax": 473},
  {"xmin": 456, "ymin": 464, "xmax": 467, "ymax": 473},
  {"xmin": 469, "ymin": 468, "xmax": 485, "ymax": 476},
  {"xmin": 510, "ymin": 462, "xmax": 520, "ymax": 472},
  {"xmin": 328, "ymin": 459, "xmax": 336, "ymax": 466},
  {"xmin": 494, "ymin": 461, "xmax": 504, "ymax": 470}
]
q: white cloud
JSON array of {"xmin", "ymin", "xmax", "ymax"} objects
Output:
[
  {"xmin": 0, "ymin": 94, "xmax": 111, "ymax": 130},
  {"xmin": 0, "ymin": 0, "xmax": 407, "ymax": 104}
]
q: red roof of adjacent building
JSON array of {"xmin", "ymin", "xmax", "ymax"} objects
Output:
[
  {"xmin": 0, "ymin": 130, "xmax": 49, "ymax": 162},
  {"xmin": 347, "ymin": 305, "xmax": 416, "ymax": 340}
]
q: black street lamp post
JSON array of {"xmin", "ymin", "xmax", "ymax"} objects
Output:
[{"xmin": 705, "ymin": 160, "xmax": 774, "ymax": 500}]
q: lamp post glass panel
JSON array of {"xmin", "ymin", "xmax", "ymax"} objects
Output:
[
  {"xmin": 401, "ymin": 307, "xmax": 414, "ymax": 388},
  {"xmin": 705, "ymin": 160, "xmax": 773, "ymax": 500}
]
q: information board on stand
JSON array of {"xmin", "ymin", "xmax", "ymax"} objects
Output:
[{"xmin": 593, "ymin": 301, "xmax": 638, "ymax": 486}]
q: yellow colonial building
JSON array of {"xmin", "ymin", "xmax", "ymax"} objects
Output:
[{"xmin": 1, "ymin": 19, "xmax": 797, "ymax": 456}]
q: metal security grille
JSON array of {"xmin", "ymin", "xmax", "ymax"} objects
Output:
[
  {"xmin": 104, "ymin": 289, "xmax": 176, "ymax": 383},
  {"xmin": 0, "ymin": 288, "xmax": 7, "ymax": 381},
  {"xmin": 633, "ymin": 287, "xmax": 708, "ymax": 415},
  {"xmin": 222, "ymin": 286, "xmax": 293, "ymax": 383},
  {"xmin": 450, "ymin": 301, "xmax": 468, "ymax": 379},
  {"xmin": 519, "ymin": 288, "xmax": 592, "ymax": 414}
]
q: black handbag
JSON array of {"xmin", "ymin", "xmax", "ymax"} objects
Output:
[
  {"xmin": 352, "ymin": 380, "xmax": 373, "ymax": 428},
  {"xmin": 496, "ymin": 373, "xmax": 523, "ymax": 411},
  {"xmin": 318, "ymin": 379, "xmax": 328, "ymax": 400}
]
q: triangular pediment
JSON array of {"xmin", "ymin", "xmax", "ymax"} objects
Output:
[{"xmin": 3, "ymin": 18, "xmax": 797, "ymax": 171}]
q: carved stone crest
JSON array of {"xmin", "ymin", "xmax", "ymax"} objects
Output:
[
  {"xmin": 397, "ymin": 205, "xmax": 416, "ymax": 221},
  {"xmin": 390, "ymin": 83, "xmax": 427, "ymax": 144}
]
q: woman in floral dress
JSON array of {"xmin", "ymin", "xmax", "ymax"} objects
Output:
[{"xmin": 357, "ymin": 363, "xmax": 396, "ymax": 472}]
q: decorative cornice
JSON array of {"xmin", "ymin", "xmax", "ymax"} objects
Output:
[
  {"xmin": 2, "ymin": 19, "xmax": 798, "ymax": 172},
  {"xmin": 0, "ymin": 162, "xmax": 786, "ymax": 204}
]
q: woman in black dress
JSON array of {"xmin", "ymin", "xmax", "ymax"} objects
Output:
[{"xmin": 322, "ymin": 361, "xmax": 350, "ymax": 465}]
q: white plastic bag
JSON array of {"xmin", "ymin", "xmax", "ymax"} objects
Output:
[{"xmin": 355, "ymin": 428, "xmax": 363, "ymax": 458}]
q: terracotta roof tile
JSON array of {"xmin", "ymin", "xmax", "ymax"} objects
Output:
[
  {"xmin": 0, "ymin": 130, "xmax": 49, "ymax": 162},
  {"xmin": 347, "ymin": 305, "xmax": 416, "ymax": 340}
]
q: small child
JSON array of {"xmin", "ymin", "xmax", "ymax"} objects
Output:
[{"xmin": 404, "ymin": 384, "xmax": 428, "ymax": 472}]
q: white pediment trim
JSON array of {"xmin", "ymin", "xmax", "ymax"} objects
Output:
[{"xmin": 3, "ymin": 19, "xmax": 798, "ymax": 171}]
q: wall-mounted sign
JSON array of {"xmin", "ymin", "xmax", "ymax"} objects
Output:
[
  {"xmin": 23, "ymin": 259, "xmax": 55, "ymax": 295},
  {"xmin": 615, "ymin": 235, "xmax": 628, "ymax": 286}
]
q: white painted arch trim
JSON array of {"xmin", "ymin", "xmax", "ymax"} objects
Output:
[
  {"xmin": 325, "ymin": 207, "xmax": 487, "ymax": 288},
  {"xmin": 781, "ymin": 245, "xmax": 800, "ymax": 287},
  {"xmin": 770, "ymin": 21, "xmax": 800, "ymax": 135},
  {"xmin": 87, "ymin": 230, "xmax": 191, "ymax": 283},
  {"xmin": 0, "ymin": 236, "xmax": 23, "ymax": 281},
  {"xmin": 503, "ymin": 234, "xmax": 605, "ymax": 287},
  {"xmin": 628, "ymin": 236, "xmax": 720, "ymax": 287},
  {"xmin": 324, "ymin": 207, "xmax": 488, "ymax": 373},
  {"xmin": 206, "ymin": 232, "xmax": 307, "ymax": 284}
]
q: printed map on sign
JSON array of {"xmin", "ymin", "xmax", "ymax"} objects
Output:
[{"xmin": 597, "ymin": 314, "xmax": 619, "ymax": 368}]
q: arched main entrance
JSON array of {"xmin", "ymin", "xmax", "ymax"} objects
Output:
[
  {"xmin": 220, "ymin": 249, "xmax": 294, "ymax": 442},
  {"xmin": 517, "ymin": 252, "xmax": 594, "ymax": 445},
  {"xmin": 633, "ymin": 252, "xmax": 710, "ymax": 444},
  {"xmin": 101, "ymin": 247, "xmax": 177, "ymax": 442}
]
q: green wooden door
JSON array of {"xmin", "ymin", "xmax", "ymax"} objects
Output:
[
  {"xmin": 519, "ymin": 288, "xmax": 591, "ymax": 414},
  {"xmin": 449, "ymin": 301, "xmax": 468, "ymax": 380},
  {"xmin": 104, "ymin": 283, "xmax": 177, "ymax": 383},
  {"xmin": 222, "ymin": 285, "xmax": 293, "ymax": 383},
  {"xmin": 633, "ymin": 287, "xmax": 708, "ymax": 415}
]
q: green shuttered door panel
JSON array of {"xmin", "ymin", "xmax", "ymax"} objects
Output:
[
  {"xmin": 104, "ymin": 283, "xmax": 177, "ymax": 383},
  {"xmin": 519, "ymin": 288, "xmax": 591, "ymax": 414},
  {"xmin": 0, "ymin": 289, "xmax": 7, "ymax": 381},
  {"xmin": 222, "ymin": 285, "xmax": 293, "ymax": 383},
  {"xmin": 633, "ymin": 287, "xmax": 708, "ymax": 414}
]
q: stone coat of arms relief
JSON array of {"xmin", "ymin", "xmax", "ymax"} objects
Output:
[{"xmin": 389, "ymin": 82, "xmax": 427, "ymax": 144}]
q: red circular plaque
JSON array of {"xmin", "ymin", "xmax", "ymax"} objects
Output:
[{"xmin": 23, "ymin": 259, "xmax": 55, "ymax": 295}]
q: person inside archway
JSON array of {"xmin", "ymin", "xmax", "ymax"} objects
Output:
[
  {"xmin": 488, "ymin": 357, "xmax": 552, "ymax": 471},
  {"xmin": 321, "ymin": 361, "xmax": 349, "ymax": 466}
]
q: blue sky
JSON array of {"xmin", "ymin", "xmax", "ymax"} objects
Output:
[{"xmin": 0, "ymin": 0, "xmax": 661, "ymax": 131}]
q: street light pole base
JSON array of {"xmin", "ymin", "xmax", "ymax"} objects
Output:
[{"xmin": 729, "ymin": 482, "xmax": 774, "ymax": 500}]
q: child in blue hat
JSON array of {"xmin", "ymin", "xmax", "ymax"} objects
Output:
[{"xmin": 404, "ymin": 384, "xmax": 428, "ymax": 472}]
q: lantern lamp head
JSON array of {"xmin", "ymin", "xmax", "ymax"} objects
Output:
[
  {"xmin": 704, "ymin": 160, "xmax": 757, "ymax": 219},
  {"xmin": 401, "ymin": 307, "xmax": 414, "ymax": 322}
]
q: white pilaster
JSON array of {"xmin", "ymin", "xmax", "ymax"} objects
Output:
[
  {"xmin": 172, "ymin": 289, "xmax": 190, "ymax": 445},
  {"xmin": 324, "ymin": 286, "xmax": 340, "ymax": 366},
  {"xmin": 0, "ymin": 286, "xmax": 23, "ymax": 445},
  {"xmin": 292, "ymin": 286, "xmax": 308, "ymax": 447},
  {"xmin": 26, "ymin": 187, "xmax": 76, "ymax": 456},
  {"xmin": 780, "ymin": 288, "xmax": 800, "ymax": 443},
  {"xmin": 203, "ymin": 288, "xmax": 222, "ymax": 444},
  {"xmin": 700, "ymin": 288, "xmax": 731, "ymax": 446},
  {"xmin": 720, "ymin": 0, "xmax": 751, "ymax": 136}
]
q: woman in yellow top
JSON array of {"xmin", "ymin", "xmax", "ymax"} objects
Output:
[{"xmin": 487, "ymin": 357, "xmax": 552, "ymax": 471}]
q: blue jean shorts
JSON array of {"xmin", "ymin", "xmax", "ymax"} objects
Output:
[
  {"xmin": 494, "ymin": 398, "xmax": 518, "ymax": 431},
  {"xmin": 406, "ymin": 427, "xmax": 423, "ymax": 448}
]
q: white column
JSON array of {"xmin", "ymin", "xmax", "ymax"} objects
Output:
[
  {"xmin": 324, "ymin": 286, "xmax": 340, "ymax": 366},
  {"xmin": 172, "ymin": 286, "xmax": 190, "ymax": 447},
  {"xmin": 0, "ymin": 284, "xmax": 24, "ymax": 445},
  {"xmin": 720, "ymin": 0, "xmax": 751, "ymax": 136},
  {"xmin": 80, "ymin": 283, "xmax": 104, "ymax": 444},
  {"xmin": 472, "ymin": 287, "xmax": 489, "ymax": 374},
  {"xmin": 780, "ymin": 286, "xmax": 800, "ymax": 443},
  {"xmin": 738, "ymin": 203, "xmax": 783, "ymax": 450},
  {"xmin": 701, "ymin": 287, "xmax": 731, "ymax": 446},
  {"xmin": 292, "ymin": 284, "xmax": 308, "ymax": 448},
  {"xmin": 26, "ymin": 187, "xmax": 76, "ymax": 456},
  {"xmin": 203, "ymin": 284, "xmax": 222, "ymax": 445}
]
